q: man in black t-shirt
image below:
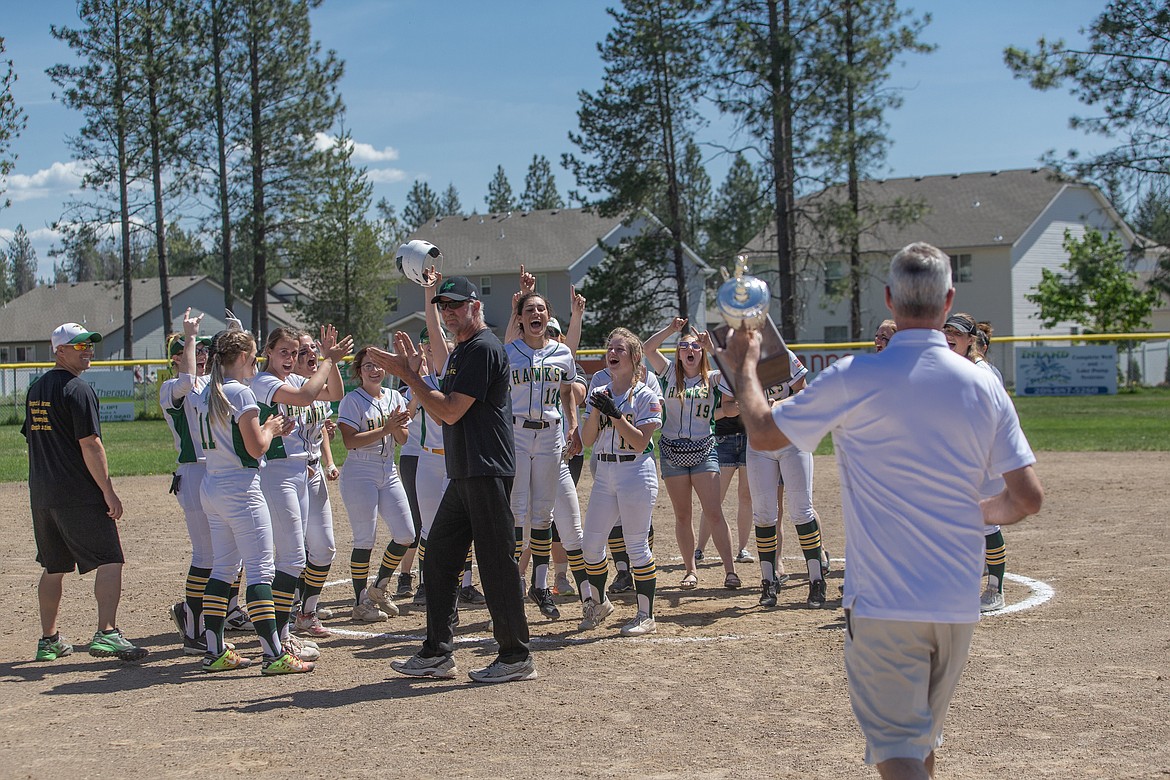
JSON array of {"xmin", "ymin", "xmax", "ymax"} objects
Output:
[
  {"xmin": 23, "ymin": 323, "xmax": 148, "ymax": 663},
  {"xmin": 372, "ymin": 276, "xmax": 534, "ymax": 683}
]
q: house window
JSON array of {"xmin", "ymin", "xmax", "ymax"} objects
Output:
[
  {"xmin": 824, "ymin": 261, "xmax": 845, "ymax": 295},
  {"xmin": 950, "ymin": 254, "xmax": 973, "ymax": 283},
  {"xmin": 16, "ymin": 345, "xmax": 34, "ymax": 362},
  {"xmin": 386, "ymin": 283, "xmax": 399, "ymax": 312},
  {"xmin": 0, "ymin": 347, "xmax": 8, "ymax": 362},
  {"xmin": 479, "ymin": 277, "xmax": 492, "ymax": 296},
  {"xmin": 534, "ymin": 274, "xmax": 548, "ymax": 295},
  {"xmin": 824, "ymin": 326, "xmax": 848, "ymax": 343}
]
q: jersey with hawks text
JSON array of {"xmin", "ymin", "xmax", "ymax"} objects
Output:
[
  {"xmin": 337, "ymin": 385, "xmax": 408, "ymax": 457},
  {"xmin": 582, "ymin": 380, "xmax": 662, "ymax": 456},
  {"xmin": 657, "ymin": 361, "xmax": 724, "ymax": 441},
  {"xmin": 505, "ymin": 339, "xmax": 577, "ymax": 421}
]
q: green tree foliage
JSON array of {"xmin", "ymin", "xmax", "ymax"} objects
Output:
[
  {"xmin": 662, "ymin": 139, "xmax": 711, "ymax": 250},
  {"xmin": 160, "ymin": 222, "xmax": 215, "ymax": 277},
  {"xmin": 1026, "ymin": 228, "xmax": 1160, "ymax": 335},
  {"xmin": 578, "ymin": 231, "xmax": 679, "ymax": 346},
  {"xmin": 290, "ymin": 131, "xmax": 388, "ymax": 347},
  {"xmin": 6, "ymin": 224, "xmax": 37, "ymax": 295},
  {"xmin": 1, "ymin": 37, "xmax": 28, "ymax": 210},
  {"xmin": 520, "ymin": 155, "xmax": 564, "ymax": 210},
  {"xmin": 705, "ymin": 152, "xmax": 772, "ymax": 277},
  {"xmin": 1005, "ymin": 0, "xmax": 1170, "ymax": 193},
  {"xmin": 404, "ymin": 179, "xmax": 440, "ymax": 229},
  {"xmin": 485, "ymin": 165, "xmax": 515, "ymax": 212},
  {"xmin": 49, "ymin": 223, "xmax": 119, "ymax": 283},
  {"xmin": 439, "ymin": 183, "xmax": 463, "ymax": 217},
  {"xmin": 1131, "ymin": 187, "xmax": 1170, "ymax": 299}
]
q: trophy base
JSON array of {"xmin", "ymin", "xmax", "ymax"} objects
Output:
[{"xmin": 709, "ymin": 316, "xmax": 792, "ymax": 395}]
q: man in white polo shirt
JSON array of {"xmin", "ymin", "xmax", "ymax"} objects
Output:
[{"xmin": 721, "ymin": 242, "xmax": 1044, "ymax": 780}]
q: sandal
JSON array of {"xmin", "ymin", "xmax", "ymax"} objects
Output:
[
  {"xmin": 679, "ymin": 572, "xmax": 699, "ymax": 590},
  {"xmin": 724, "ymin": 571, "xmax": 742, "ymax": 590}
]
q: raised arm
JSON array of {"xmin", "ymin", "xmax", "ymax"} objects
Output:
[
  {"xmin": 272, "ymin": 325, "xmax": 353, "ymax": 405},
  {"xmin": 424, "ymin": 267, "xmax": 450, "ymax": 370},
  {"xmin": 643, "ymin": 317, "xmax": 686, "ymax": 375},
  {"xmin": 565, "ymin": 285, "xmax": 586, "ymax": 355},
  {"xmin": 718, "ymin": 328, "xmax": 791, "ymax": 451},
  {"xmin": 368, "ymin": 333, "xmax": 476, "ymax": 426}
]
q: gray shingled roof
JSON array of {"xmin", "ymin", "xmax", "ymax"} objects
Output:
[
  {"xmin": 404, "ymin": 208, "xmax": 628, "ymax": 275},
  {"xmin": 746, "ymin": 167, "xmax": 1099, "ymax": 255}
]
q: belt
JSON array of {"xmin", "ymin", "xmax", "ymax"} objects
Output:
[
  {"xmin": 307, "ymin": 457, "xmax": 320, "ymax": 467},
  {"xmin": 596, "ymin": 453, "xmax": 636, "ymax": 462},
  {"xmin": 422, "ymin": 445, "xmax": 445, "ymax": 456},
  {"xmin": 514, "ymin": 417, "xmax": 551, "ymax": 429}
]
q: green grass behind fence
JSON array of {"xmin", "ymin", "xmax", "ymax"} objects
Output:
[{"xmin": 0, "ymin": 388, "xmax": 1166, "ymax": 481}]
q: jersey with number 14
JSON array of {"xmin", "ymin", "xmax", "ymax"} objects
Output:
[
  {"xmin": 583, "ymin": 381, "xmax": 662, "ymax": 456},
  {"xmin": 505, "ymin": 339, "xmax": 577, "ymax": 421},
  {"xmin": 191, "ymin": 380, "xmax": 262, "ymax": 474}
]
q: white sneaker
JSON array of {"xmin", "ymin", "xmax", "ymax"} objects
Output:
[
  {"xmin": 468, "ymin": 657, "xmax": 538, "ymax": 683},
  {"xmin": 620, "ymin": 612, "xmax": 656, "ymax": 636},
  {"xmin": 734, "ymin": 548, "xmax": 755, "ymax": 563},
  {"xmin": 353, "ymin": 598, "xmax": 388, "ymax": 622},
  {"xmin": 391, "ymin": 653, "xmax": 457, "ymax": 679},
  {"xmin": 365, "ymin": 584, "xmax": 400, "ymax": 617},
  {"xmin": 316, "ymin": 605, "xmax": 335, "ymax": 620},
  {"xmin": 980, "ymin": 587, "xmax": 1005, "ymax": 613},
  {"xmin": 578, "ymin": 597, "xmax": 615, "ymax": 630},
  {"xmin": 284, "ymin": 634, "xmax": 320, "ymax": 661}
]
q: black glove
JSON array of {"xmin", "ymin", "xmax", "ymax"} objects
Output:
[{"xmin": 589, "ymin": 389, "xmax": 622, "ymax": 419}]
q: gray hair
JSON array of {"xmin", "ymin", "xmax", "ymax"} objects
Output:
[{"xmin": 888, "ymin": 242, "xmax": 952, "ymax": 319}]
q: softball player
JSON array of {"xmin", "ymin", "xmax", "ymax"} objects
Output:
[
  {"xmin": 506, "ymin": 290, "xmax": 589, "ymax": 620},
  {"xmin": 290, "ymin": 332, "xmax": 339, "ymax": 636},
  {"xmin": 744, "ymin": 348, "xmax": 830, "ymax": 609},
  {"xmin": 945, "ymin": 313, "xmax": 1009, "ymax": 612},
  {"xmin": 337, "ymin": 346, "xmax": 416, "ymax": 621},
  {"xmin": 578, "ymin": 327, "xmax": 662, "ymax": 636},
  {"xmin": 160, "ymin": 309, "xmax": 214, "ymax": 656},
  {"xmin": 252, "ymin": 325, "xmax": 350, "ymax": 656},
  {"xmin": 192, "ymin": 328, "xmax": 313, "ymax": 674},
  {"xmin": 874, "ymin": 319, "xmax": 897, "ymax": 352},
  {"xmin": 644, "ymin": 318, "xmax": 739, "ymax": 590}
]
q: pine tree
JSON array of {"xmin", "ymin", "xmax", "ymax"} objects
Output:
[
  {"xmin": 403, "ymin": 180, "xmax": 440, "ymax": 230},
  {"xmin": 520, "ymin": 155, "xmax": 564, "ymax": 210},
  {"xmin": 705, "ymin": 152, "xmax": 772, "ymax": 275},
  {"xmin": 1, "ymin": 36, "xmax": 28, "ymax": 210},
  {"xmin": 440, "ymin": 183, "xmax": 464, "ymax": 217},
  {"xmin": 485, "ymin": 165, "xmax": 515, "ymax": 212},
  {"xmin": 8, "ymin": 224, "xmax": 37, "ymax": 295}
]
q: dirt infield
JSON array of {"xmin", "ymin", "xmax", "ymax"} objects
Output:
[{"xmin": 1, "ymin": 452, "xmax": 1167, "ymax": 779}]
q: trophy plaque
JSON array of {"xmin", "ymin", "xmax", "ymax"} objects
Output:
[{"xmin": 709, "ymin": 256, "xmax": 792, "ymax": 395}]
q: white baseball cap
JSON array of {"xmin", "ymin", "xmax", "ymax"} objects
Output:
[
  {"xmin": 51, "ymin": 322, "xmax": 103, "ymax": 351},
  {"xmin": 546, "ymin": 318, "xmax": 563, "ymax": 336}
]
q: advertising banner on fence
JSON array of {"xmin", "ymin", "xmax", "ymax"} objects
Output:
[{"xmin": 1015, "ymin": 344, "xmax": 1117, "ymax": 396}]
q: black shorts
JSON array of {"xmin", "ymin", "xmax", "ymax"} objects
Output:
[{"xmin": 33, "ymin": 502, "xmax": 125, "ymax": 575}]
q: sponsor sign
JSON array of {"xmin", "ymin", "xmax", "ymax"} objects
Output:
[{"xmin": 1015, "ymin": 345, "xmax": 1117, "ymax": 396}]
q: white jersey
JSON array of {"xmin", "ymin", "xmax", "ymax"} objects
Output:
[
  {"xmin": 506, "ymin": 339, "xmax": 577, "ymax": 421},
  {"xmin": 588, "ymin": 366, "xmax": 663, "ymax": 399},
  {"xmin": 400, "ymin": 374, "xmax": 445, "ymax": 456},
  {"xmin": 296, "ymin": 398, "xmax": 333, "ymax": 461},
  {"xmin": 160, "ymin": 373, "xmax": 209, "ymax": 464},
  {"xmin": 582, "ymin": 380, "xmax": 662, "ymax": 456},
  {"xmin": 191, "ymin": 380, "xmax": 263, "ymax": 474},
  {"xmin": 657, "ymin": 361, "xmax": 724, "ymax": 441},
  {"xmin": 337, "ymin": 385, "xmax": 408, "ymax": 457},
  {"xmin": 252, "ymin": 371, "xmax": 312, "ymax": 461}
]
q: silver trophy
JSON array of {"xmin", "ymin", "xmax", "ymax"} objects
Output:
[{"xmin": 709, "ymin": 255, "xmax": 792, "ymax": 393}]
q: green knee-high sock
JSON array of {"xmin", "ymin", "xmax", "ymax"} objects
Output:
[
  {"xmin": 795, "ymin": 519, "xmax": 824, "ymax": 581},
  {"xmin": 271, "ymin": 571, "xmax": 300, "ymax": 635},
  {"xmin": 530, "ymin": 526, "xmax": 553, "ymax": 590},
  {"xmin": 514, "ymin": 526, "xmax": 524, "ymax": 562},
  {"xmin": 374, "ymin": 542, "xmax": 410, "ymax": 589},
  {"xmin": 565, "ymin": 548, "xmax": 590, "ymax": 601},
  {"xmin": 245, "ymin": 582, "xmax": 281, "ymax": 659},
  {"xmin": 301, "ymin": 562, "xmax": 331, "ymax": 614},
  {"xmin": 462, "ymin": 549, "xmax": 474, "ymax": 588},
  {"xmin": 184, "ymin": 566, "xmax": 211, "ymax": 637},
  {"xmin": 585, "ymin": 557, "xmax": 610, "ymax": 599},
  {"xmin": 416, "ymin": 539, "xmax": 426, "ymax": 587},
  {"xmin": 227, "ymin": 569, "xmax": 244, "ymax": 613},
  {"xmin": 755, "ymin": 524, "xmax": 778, "ymax": 583},
  {"xmin": 632, "ymin": 558, "xmax": 657, "ymax": 617},
  {"xmin": 985, "ymin": 530, "xmax": 1007, "ymax": 593},
  {"xmin": 351, "ymin": 548, "xmax": 372, "ymax": 602},
  {"xmin": 202, "ymin": 578, "xmax": 232, "ymax": 656},
  {"xmin": 608, "ymin": 526, "xmax": 630, "ymax": 572}
]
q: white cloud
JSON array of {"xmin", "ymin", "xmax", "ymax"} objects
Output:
[
  {"xmin": 313, "ymin": 132, "xmax": 400, "ymax": 162},
  {"xmin": 2, "ymin": 160, "xmax": 90, "ymax": 202},
  {"xmin": 365, "ymin": 168, "xmax": 408, "ymax": 184}
]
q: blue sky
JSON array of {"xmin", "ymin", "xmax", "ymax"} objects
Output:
[{"xmin": 2, "ymin": 0, "xmax": 1112, "ymax": 278}]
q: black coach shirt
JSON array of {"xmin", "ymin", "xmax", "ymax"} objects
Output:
[
  {"xmin": 440, "ymin": 328, "xmax": 516, "ymax": 480},
  {"xmin": 22, "ymin": 368, "xmax": 105, "ymax": 507}
]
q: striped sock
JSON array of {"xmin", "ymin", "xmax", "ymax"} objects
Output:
[
  {"xmin": 608, "ymin": 526, "xmax": 630, "ymax": 573},
  {"xmin": 986, "ymin": 530, "xmax": 1007, "ymax": 593},
  {"xmin": 245, "ymin": 583, "xmax": 281, "ymax": 658},
  {"xmin": 632, "ymin": 558, "xmax": 657, "ymax": 616},
  {"xmin": 271, "ymin": 571, "xmax": 299, "ymax": 635},
  {"xmin": 585, "ymin": 557, "xmax": 610, "ymax": 597},
  {"xmin": 375, "ymin": 542, "xmax": 409, "ymax": 590},
  {"xmin": 301, "ymin": 562, "xmax": 331, "ymax": 614},
  {"xmin": 184, "ymin": 566, "xmax": 211, "ymax": 637},
  {"xmin": 530, "ymin": 526, "xmax": 553, "ymax": 590},
  {"xmin": 755, "ymin": 524, "xmax": 778, "ymax": 583},
  {"xmin": 565, "ymin": 548, "xmax": 591, "ymax": 601},
  {"xmin": 462, "ymin": 549, "xmax": 474, "ymax": 588},
  {"xmin": 351, "ymin": 548, "xmax": 372, "ymax": 602},
  {"xmin": 202, "ymin": 578, "xmax": 231, "ymax": 656},
  {"xmin": 795, "ymin": 520, "xmax": 824, "ymax": 581},
  {"xmin": 514, "ymin": 526, "xmax": 524, "ymax": 562}
]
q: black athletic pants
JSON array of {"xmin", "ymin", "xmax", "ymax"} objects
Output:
[{"xmin": 421, "ymin": 475, "xmax": 530, "ymax": 664}]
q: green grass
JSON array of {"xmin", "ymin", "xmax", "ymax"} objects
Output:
[{"xmin": 1, "ymin": 388, "xmax": 1166, "ymax": 481}]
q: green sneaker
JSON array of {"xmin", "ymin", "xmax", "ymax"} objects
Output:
[
  {"xmin": 201, "ymin": 647, "xmax": 253, "ymax": 672},
  {"xmin": 88, "ymin": 629, "xmax": 149, "ymax": 662},
  {"xmin": 35, "ymin": 634, "xmax": 73, "ymax": 661},
  {"xmin": 261, "ymin": 651, "xmax": 315, "ymax": 676}
]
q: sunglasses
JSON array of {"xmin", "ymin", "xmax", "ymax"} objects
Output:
[
  {"xmin": 69, "ymin": 342, "xmax": 95, "ymax": 351},
  {"xmin": 677, "ymin": 342, "xmax": 702, "ymax": 351},
  {"xmin": 436, "ymin": 299, "xmax": 468, "ymax": 311}
]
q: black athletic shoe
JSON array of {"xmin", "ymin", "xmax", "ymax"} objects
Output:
[
  {"xmin": 528, "ymin": 586, "xmax": 562, "ymax": 620},
  {"xmin": 807, "ymin": 578, "xmax": 827, "ymax": 609},
  {"xmin": 459, "ymin": 585, "xmax": 487, "ymax": 605},
  {"xmin": 759, "ymin": 579, "xmax": 778, "ymax": 608},
  {"xmin": 609, "ymin": 570, "xmax": 634, "ymax": 593}
]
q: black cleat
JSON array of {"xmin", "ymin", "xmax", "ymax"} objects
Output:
[
  {"xmin": 807, "ymin": 578, "xmax": 827, "ymax": 609},
  {"xmin": 528, "ymin": 586, "xmax": 562, "ymax": 620},
  {"xmin": 759, "ymin": 579, "xmax": 778, "ymax": 608},
  {"xmin": 609, "ymin": 569, "xmax": 634, "ymax": 594},
  {"xmin": 459, "ymin": 585, "xmax": 487, "ymax": 605}
]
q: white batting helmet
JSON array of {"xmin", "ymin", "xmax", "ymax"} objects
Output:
[{"xmin": 396, "ymin": 240, "xmax": 442, "ymax": 287}]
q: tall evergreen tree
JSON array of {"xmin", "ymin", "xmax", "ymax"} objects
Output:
[
  {"xmin": 485, "ymin": 165, "xmax": 515, "ymax": 212},
  {"xmin": 290, "ymin": 131, "xmax": 388, "ymax": 346},
  {"xmin": 1, "ymin": 37, "xmax": 28, "ymax": 211},
  {"xmin": 520, "ymin": 154, "xmax": 565, "ymax": 210},
  {"xmin": 403, "ymin": 180, "xmax": 440, "ymax": 230},
  {"xmin": 566, "ymin": 0, "xmax": 707, "ymax": 319},
  {"xmin": 440, "ymin": 182, "xmax": 464, "ymax": 217},
  {"xmin": 375, "ymin": 196, "xmax": 408, "ymax": 253},
  {"xmin": 705, "ymin": 152, "xmax": 772, "ymax": 275},
  {"xmin": 7, "ymin": 224, "xmax": 37, "ymax": 295}
]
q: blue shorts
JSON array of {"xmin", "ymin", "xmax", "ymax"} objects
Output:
[
  {"xmin": 715, "ymin": 433, "xmax": 748, "ymax": 467},
  {"xmin": 659, "ymin": 448, "xmax": 721, "ymax": 479}
]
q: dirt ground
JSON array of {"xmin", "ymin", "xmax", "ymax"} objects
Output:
[{"xmin": 1, "ymin": 452, "xmax": 1168, "ymax": 779}]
